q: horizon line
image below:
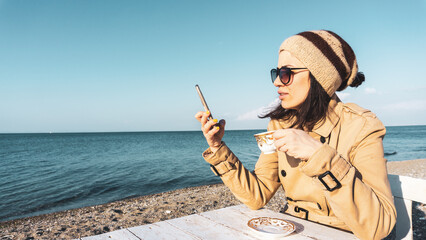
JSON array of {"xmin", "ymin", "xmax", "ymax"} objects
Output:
[{"xmin": 1, "ymin": 124, "xmax": 425, "ymax": 134}]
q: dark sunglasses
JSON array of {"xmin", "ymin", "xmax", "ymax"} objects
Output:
[{"xmin": 270, "ymin": 67, "xmax": 308, "ymax": 85}]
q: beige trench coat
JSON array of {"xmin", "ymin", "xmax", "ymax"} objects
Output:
[{"xmin": 202, "ymin": 95, "xmax": 396, "ymax": 240}]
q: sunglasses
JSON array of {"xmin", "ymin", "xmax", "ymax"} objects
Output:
[{"xmin": 270, "ymin": 67, "xmax": 308, "ymax": 85}]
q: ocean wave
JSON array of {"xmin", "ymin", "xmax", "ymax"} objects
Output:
[{"xmin": 384, "ymin": 151, "xmax": 397, "ymax": 156}]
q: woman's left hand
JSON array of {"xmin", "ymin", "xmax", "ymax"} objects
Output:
[{"xmin": 273, "ymin": 129, "xmax": 323, "ymax": 161}]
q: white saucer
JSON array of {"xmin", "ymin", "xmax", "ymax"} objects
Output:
[{"xmin": 247, "ymin": 217, "xmax": 296, "ymax": 239}]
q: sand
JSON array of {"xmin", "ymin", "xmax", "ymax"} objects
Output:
[
  {"xmin": 386, "ymin": 159, "xmax": 426, "ymax": 179},
  {"xmin": 0, "ymin": 159, "xmax": 425, "ymax": 240}
]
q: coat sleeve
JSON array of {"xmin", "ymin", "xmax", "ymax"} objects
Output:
[
  {"xmin": 300, "ymin": 113, "xmax": 397, "ymax": 240},
  {"xmin": 202, "ymin": 125, "xmax": 281, "ymax": 210}
]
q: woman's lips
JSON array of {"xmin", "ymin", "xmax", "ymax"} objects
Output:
[{"xmin": 278, "ymin": 91, "xmax": 288, "ymax": 100}]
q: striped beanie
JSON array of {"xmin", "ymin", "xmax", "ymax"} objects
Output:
[{"xmin": 280, "ymin": 30, "xmax": 358, "ymax": 96}]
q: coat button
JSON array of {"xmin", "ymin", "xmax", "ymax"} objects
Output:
[
  {"xmin": 281, "ymin": 170, "xmax": 286, "ymax": 177},
  {"xmin": 320, "ymin": 136, "xmax": 326, "ymax": 143}
]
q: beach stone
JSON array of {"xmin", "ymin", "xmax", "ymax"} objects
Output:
[
  {"xmin": 112, "ymin": 209, "xmax": 123, "ymax": 214},
  {"xmin": 36, "ymin": 229, "xmax": 44, "ymax": 236}
]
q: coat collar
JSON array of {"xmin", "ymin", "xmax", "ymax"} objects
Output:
[
  {"xmin": 278, "ymin": 94, "xmax": 342, "ymax": 138},
  {"xmin": 312, "ymin": 94, "xmax": 342, "ymax": 137}
]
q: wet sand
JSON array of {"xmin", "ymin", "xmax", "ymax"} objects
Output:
[{"xmin": 1, "ymin": 159, "xmax": 425, "ymax": 240}]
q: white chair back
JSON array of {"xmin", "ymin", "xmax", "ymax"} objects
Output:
[{"xmin": 388, "ymin": 174, "xmax": 426, "ymax": 240}]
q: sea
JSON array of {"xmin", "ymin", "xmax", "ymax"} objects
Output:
[{"xmin": 1, "ymin": 125, "xmax": 426, "ymax": 222}]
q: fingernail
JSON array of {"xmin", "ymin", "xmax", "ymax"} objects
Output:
[
  {"xmin": 215, "ymin": 126, "xmax": 220, "ymax": 130},
  {"xmin": 206, "ymin": 111, "xmax": 210, "ymax": 115},
  {"xmin": 213, "ymin": 119, "xmax": 218, "ymax": 123}
]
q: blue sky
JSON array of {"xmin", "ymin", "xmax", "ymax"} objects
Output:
[{"xmin": 0, "ymin": 0, "xmax": 425, "ymax": 133}]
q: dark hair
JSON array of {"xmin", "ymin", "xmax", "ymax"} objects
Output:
[{"xmin": 259, "ymin": 74, "xmax": 331, "ymax": 131}]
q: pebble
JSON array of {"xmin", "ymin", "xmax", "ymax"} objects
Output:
[{"xmin": 112, "ymin": 209, "xmax": 123, "ymax": 214}]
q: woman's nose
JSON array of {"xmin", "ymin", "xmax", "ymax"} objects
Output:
[{"xmin": 273, "ymin": 77, "xmax": 282, "ymax": 87}]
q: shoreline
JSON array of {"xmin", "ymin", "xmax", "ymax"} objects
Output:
[{"xmin": 1, "ymin": 159, "xmax": 425, "ymax": 239}]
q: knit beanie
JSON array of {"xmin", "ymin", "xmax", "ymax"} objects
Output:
[{"xmin": 280, "ymin": 30, "xmax": 358, "ymax": 96}]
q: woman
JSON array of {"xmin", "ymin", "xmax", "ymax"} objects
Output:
[{"xmin": 195, "ymin": 30, "xmax": 396, "ymax": 240}]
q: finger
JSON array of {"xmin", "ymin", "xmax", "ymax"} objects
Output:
[
  {"xmin": 275, "ymin": 128, "xmax": 296, "ymax": 140},
  {"xmin": 204, "ymin": 110, "xmax": 211, "ymax": 118},
  {"xmin": 203, "ymin": 118, "xmax": 218, "ymax": 134},
  {"xmin": 274, "ymin": 138, "xmax": 286, "ymax": 149},
  {"xmin": 217, "ymin": 119, "xmax": 226, "ymax": 133},
  {"xmin": 217, "ymin": 119, "xmax": 226, "ymax": 129},
  {"xmin": 279, "ymin": 145, "xmax": 288, "ymax": 153},
  {"xmin": 194, "ymin": 111, "xmax": 204, "ymax": 122},
  {"xmin": 275, "ymin": 138, "xmax": 289, "ymax": 153},
  {"xmin": 274, "ymin": 138, "xmax": 280, "ymax": 148},
  {"xmin": 200, "ymin": 111, "xmax": 210, "ymax": 126},
  {"xmin": 204, "ymin": 123, "xmax": 220, "ymax": 139},
  {"xmin": 273, "ymin": 129, "xmax": 287, "ymax": 139},
  {"xmin": 207, "ymin": 124, "xmax": 221, "ymax": 136}
]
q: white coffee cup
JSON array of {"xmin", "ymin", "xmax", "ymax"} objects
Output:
[{"xmin": 254, "ymin": 131, "xmax": 276, "ymax": 154}]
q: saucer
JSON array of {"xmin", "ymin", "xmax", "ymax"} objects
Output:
[{"xmin": 247, "ymin": 217, "xmax": 296, "ymax": 239}]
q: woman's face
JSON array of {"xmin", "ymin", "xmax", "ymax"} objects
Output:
[{"xmin": 274, "ymin": 51, "xmax": 311, "ymax": 110}]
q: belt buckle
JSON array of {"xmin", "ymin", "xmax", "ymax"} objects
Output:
[{"xmin": 318, "ymin": 171, "xmax": 341, "ymax": 191}]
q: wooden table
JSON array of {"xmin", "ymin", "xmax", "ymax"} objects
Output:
[{"xmin": 79, "ymin": 204, "xmax": 357, "ymax": 240}]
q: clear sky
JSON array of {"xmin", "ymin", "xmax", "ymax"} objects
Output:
[{"xmin": 1, "ymin": 0, "xmax": 425, "ymax": 133}]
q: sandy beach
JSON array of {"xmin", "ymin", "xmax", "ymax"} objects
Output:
[{"xmin": 1, "ymin": 159, "xmax": 425, "ymax": 240}]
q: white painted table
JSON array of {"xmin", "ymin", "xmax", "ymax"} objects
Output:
[{"xmin": 79, "ymin": 204, "xmax": 357, "ymax": 240}]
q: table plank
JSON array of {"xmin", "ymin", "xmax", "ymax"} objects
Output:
[
  {"xmin": 166, "ymin": 213, "xmax": 259, "ymax": 240},
  {"xmin": 200, "ymin": 206, "xmax": 312, "ymax": 240},
  {"xmin": 128, "ymin": 221, "xmax": 199, "ymax": 240},
  {"xmin": 79, "ymin": 204, "xmax": 357, "ymax": 240},
  {"xmin": 229, "ymin": 205, "xmax": 357, "ymax": 240},
  {"xmin": 80, "ymin": 229, "xmax": 139, "ymax": 240}
]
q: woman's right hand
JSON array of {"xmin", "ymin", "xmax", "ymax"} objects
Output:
[{"xmin": 194, "ymin": 111, "xmax": 226, "ymax": 153}]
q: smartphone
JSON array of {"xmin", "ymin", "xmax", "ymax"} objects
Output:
[{"xmin": 195, "ymin": 84, "xmax": 213, "ymax": 121}]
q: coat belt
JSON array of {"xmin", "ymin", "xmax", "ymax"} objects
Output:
[{"xmin": 284, "ymin": 203, "xmax": 351, "ymax": 232}]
